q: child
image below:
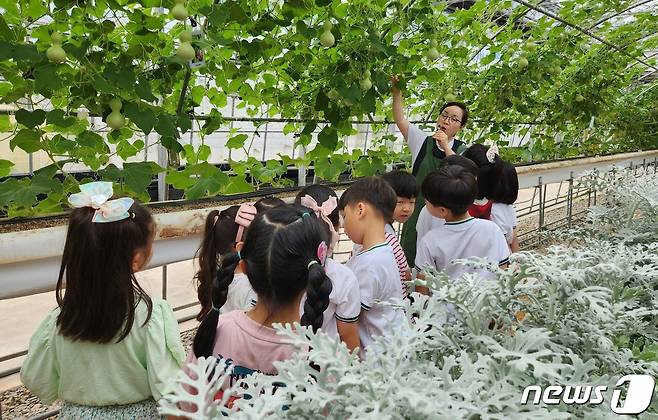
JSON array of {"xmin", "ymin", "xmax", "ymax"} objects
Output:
[
  {"xmin": 21, "ymin": 182, "xmax": 185, "ymax": 418},
  {"xmin": 295, "ymin": 185, "xmax": 361, "ymax": 351},
  {"xmin": 195, "ymin": 198, "xmax": 285, "ymax": 320},
  {"xmin": 381, "ymin": 170, "xmax": 418, "ymax": 297},
  {"xmin": 339, "ymin": 177, "xmax": 405, "ymax": 356},
  {"xmin": 463, "ymin": 144, "xmax": 520, "ymax": 252},
  {"xmin": 195, "ymin": 205, "xmax": 257, "ymax": 320},
  {"xmin": 415, "ymin": 166, "xmax": 510, "ymax": 281},
  {"xmin": 189, "ymin": 205, "xmax": 333, "ymax": 388},
  {"xmin": 415, "ymin": 155, "xmax": 479, "ymax": 246}
]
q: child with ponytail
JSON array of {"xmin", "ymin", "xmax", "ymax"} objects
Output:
[
  {"xmin": 21, "ymin": 182, "xmax": 185, "ymax": 418},
  {"xmin": 463, "ymin": 143, "xmax": 520, "ymax": 252},
  {"xmin": 295, "ymin": 185, "xmax": 361, "ymax": 351},
  {"xmin": 188, "ymin": 204, "xmax": 333, "ymax": 390},
  {"xmin": 195, "ymin": 197, "xmax": 284, "ymax": 320}
]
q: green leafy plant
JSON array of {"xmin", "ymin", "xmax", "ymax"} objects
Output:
[{"xmin": 0, "ymin": 0, "xmax": 656, "ymax": 217}]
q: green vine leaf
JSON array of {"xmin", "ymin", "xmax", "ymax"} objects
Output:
[
  {"xmin": 10, "ymin": 129, "xmax": 42, "ymax": 153},
  {"xmin": 0, "ymin": 159, "xmax": 14, "ymax": 178},
  {"xmin": 122, "ymin": 161, "xmax": 163, "ymax": 199},
  {"xmin": 15, "ymin": 109, "xmax": 46, "ymax": 128}
]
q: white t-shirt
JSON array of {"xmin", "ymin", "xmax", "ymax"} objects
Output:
[
  {"xmin": 300, "ymin": 258, "xmax": 361, "ymax": 339},
  {"xmin": 490, "ymin": 203, "xmax": 517, "ymax": 244},
  {"xmin": 416, "ymin": 206, "xmax": 446, "ymax": 247},
  {"xmin": 415, "ymin": 217, "xmax": 510, "ymax": 281},
  {"xmin": 221, "ymin": 272, "xmax": 257, "ymax": 314},
  {"xmin": 407, "ymin": 124, "xmax": 454, "ymax": 167},
  {"xmin": 345, "ymin": 243, "xmax": 405, "ymax": 355}
]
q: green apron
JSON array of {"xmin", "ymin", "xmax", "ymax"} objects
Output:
[{"xmin": 401, "ymin": 136, "xmax": 469, "ymax": 266}]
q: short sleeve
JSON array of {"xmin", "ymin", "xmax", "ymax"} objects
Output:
[
  {"xmin": 491, "ymin": 204, "xmax": 517, "ymax": 243},
  {"xmin": 145, "ymin": 300, "xmax": 186, "ymax": 400},
  {"xmin": 491, "ymin": 227, "xmax": 511, "ymax": 266},
  {"xmin": 20, "ymin": 311, "xmax": 60, "ymax": 404},
  {"xmin": 415, "ymin": 235, "xmax": 438, "ymax": 272},
  {"xmin": 407, "ymin": 124, "xmax": 430, "ymax": 166},
  {"xmin": 335, "ymin": 270, "xmax": 361, "ymax": 323}
]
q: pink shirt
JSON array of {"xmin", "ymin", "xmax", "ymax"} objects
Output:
[{"xmin": 185, "ymin": 310, "xmax": 295, "ymax": 390}]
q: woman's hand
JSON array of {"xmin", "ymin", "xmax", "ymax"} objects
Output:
[
  {"xmin": 432, "ymin": 130, "xmax": 453, "ymax": 154},
  {"xmin": 390, "ymin": 75, "xmax": 399, "ymax": 90}
]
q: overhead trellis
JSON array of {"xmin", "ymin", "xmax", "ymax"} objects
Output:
[
  {"xmin": 510, "ymin": 0, "xmax": 658, "ymax": 71},
  {"xmin": 587, "ymin": 0, "xmax": 658, "ymax": 29},
  {"xmin": 0, "ymin": 0, "xmax": 656, "ymax": 217}
]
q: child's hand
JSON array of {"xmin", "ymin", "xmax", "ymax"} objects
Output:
[{"xmin": 390, "ymin": 75, "xmax": 399, "ymax": 88}]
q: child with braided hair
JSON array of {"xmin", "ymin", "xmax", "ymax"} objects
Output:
[
  {"xmin": 187, "ymin": 204, "xmax": 333, "ymax": 394},
  {"xmin": 295, "ymin": 185, "xmax": 361, "ymax": 351},
  {"xmin": 194, "ymin": 197, "xmax": 285, "ymax": 321}
]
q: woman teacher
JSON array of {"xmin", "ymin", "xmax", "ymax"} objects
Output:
[{"xmin": 391, "ymin": 77, "xmax": 470, "ymax": 265}]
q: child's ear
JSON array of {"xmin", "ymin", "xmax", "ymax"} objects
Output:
[
  {"xmin": 132, "ymin": 249, "xmax": 147, "ymax": 272},
  {"xmin": 357, "ymin": 202, "xmax": 366, "ymax": 216}
]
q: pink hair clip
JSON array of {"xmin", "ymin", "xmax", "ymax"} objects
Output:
[{"xmin": 234, "ymin": 203, "xmax": 257, "ymax": 242}]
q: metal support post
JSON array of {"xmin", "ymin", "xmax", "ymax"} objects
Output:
[{"xmin": 161, "ymin": 265, "xmax": 168, "ymax": 300}]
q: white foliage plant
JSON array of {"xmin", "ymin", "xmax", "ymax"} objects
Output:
[{"xmin": 160, "ymin": 168, "xmax": 658, "ymax": 419}]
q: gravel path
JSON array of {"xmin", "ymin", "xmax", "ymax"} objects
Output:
[{"xmin": 0, "ymin": 196, "xmax": 595, "ymax": 419}]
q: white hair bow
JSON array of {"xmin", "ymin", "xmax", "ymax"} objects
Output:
[
  {"xmin": 484, "ymin": 141, "xmax": 499, "ymax": 164},
  {"xmin": 68, "ymin": 181, "xmax": 134, "ymax": 223}
]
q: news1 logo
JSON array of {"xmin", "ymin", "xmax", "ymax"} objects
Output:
[{"xmin": 520, "ymin": 375, "xmax": 655, "ymax": 414}]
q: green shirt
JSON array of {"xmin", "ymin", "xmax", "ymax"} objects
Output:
[{"xmin": 20, "ymin": 297, "xmax": 185, "ymax": 406}]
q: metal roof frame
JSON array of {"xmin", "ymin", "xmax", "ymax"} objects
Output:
[
  {"xmin": 509, "ymin": 0, "xmax": 658, "ymax": 71},
  {"xmin": 587, "ymin": 0, "xmax": 657, "ymax": 30}
]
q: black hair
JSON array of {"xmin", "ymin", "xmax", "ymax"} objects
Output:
[
  {"xmin": 422, "ymin": 165, "xmax": 477, "ymax": 215},
  {"xmin": 439, "ymin": 102, "xmax": 469, "ymax": 127},
  {"xmin": 462, "ymin": 144, "xmax": 490, "ymax": 168},
  {"xmin": 338, "ymin": 176, "xmax": 397, "ymax": 222},
  {"xmin": 255, "ymin": 196, "xmax": 285, "ymax": 213},
  {"xmin": 56, "ymin": 202, "xmax": 154, "ymax": 343},
  {"xmin": 194, "ymin": 205, "xmax": 240, "ymax": 321},
  {"xmin": 463, "ymin": 144, "xmax": 518, "ymax": 203},
  {"xmin": 294, "ymin": 185, "xmax": 339, "ymax": 241},
  {"xmin": 489, "ymin": 160, "xmax": 519, "ymax": 204},
  {"xmin": 193, "ymin": 205, "xmax": 333, "ymax": 358},
  {"xmin": 441, "ymin": 155, "xmax": 479, "ymax": 177},
  {"xmin": 381, "ymin": 170, "xmax": 418, "ymax": 199}
]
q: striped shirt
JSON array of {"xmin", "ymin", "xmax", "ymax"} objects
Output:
[{"xmin": 385, "ymin": 224, "xmax": 409, "ymax": 298}]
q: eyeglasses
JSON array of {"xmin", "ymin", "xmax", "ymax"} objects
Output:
[{"xmin": 439, "ymin": 113, "xmax": 462, "ymax": 125}]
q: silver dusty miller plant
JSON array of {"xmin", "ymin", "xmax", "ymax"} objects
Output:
[
  {"xmin": 160, "ymin": 168, "xmax": 658, "ymax": 419},
  {"xmin": 569, "ymin": 167, "xmax": 658, "ymax": 244}
]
